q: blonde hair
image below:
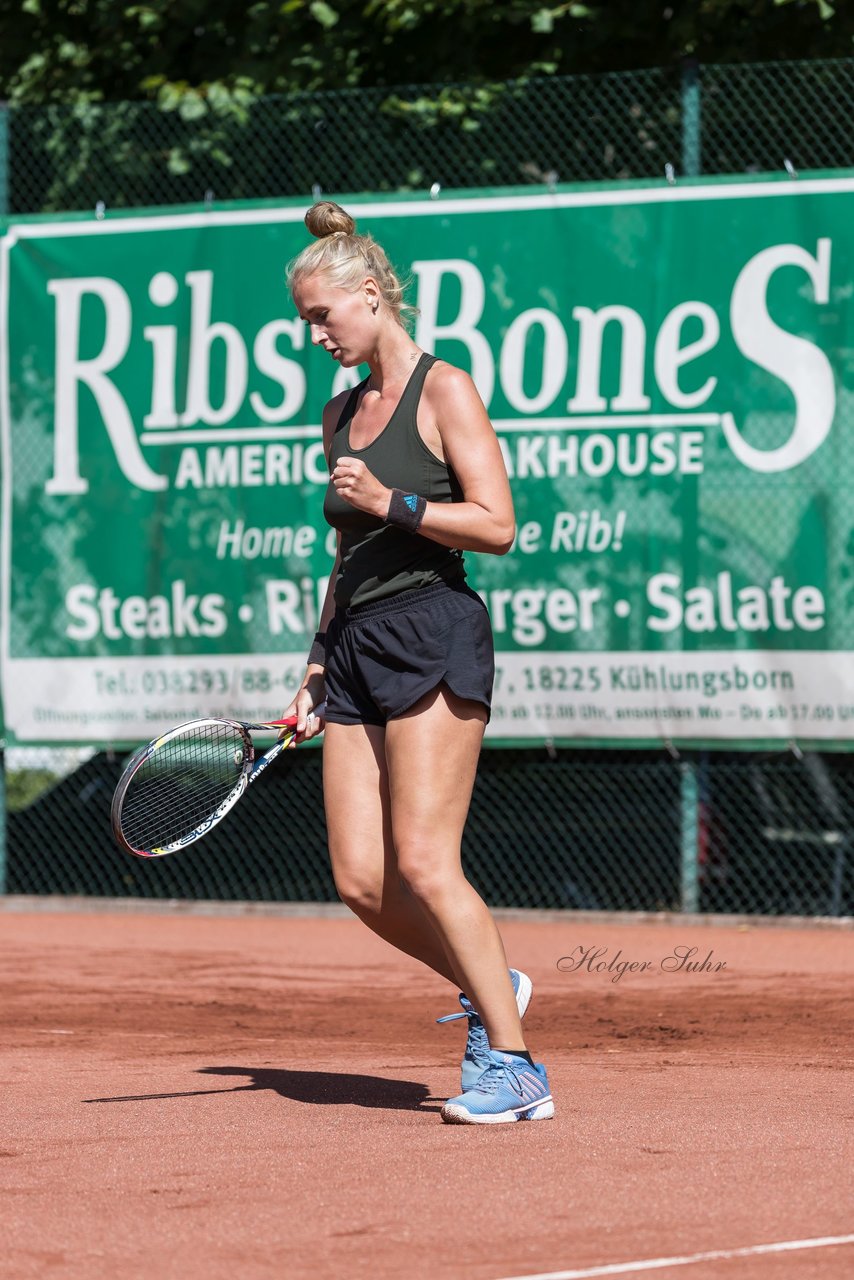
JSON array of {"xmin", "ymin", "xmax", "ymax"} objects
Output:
[{"xmin": 287, "ymin": 200, "xmax": 415, "ymax": 328}]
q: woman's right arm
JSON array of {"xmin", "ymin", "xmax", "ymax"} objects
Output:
[
  {"xmin": 282, "ymin": 392, "xmax": 348, "ymax": 737},
  {"xmin": 288, "ymin": 536, "xmax": 339, "ymax": 736}
]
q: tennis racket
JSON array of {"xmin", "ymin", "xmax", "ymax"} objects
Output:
[{"xmin": 111, "ymin": 704, "xmax": 326, "ymax": 859}]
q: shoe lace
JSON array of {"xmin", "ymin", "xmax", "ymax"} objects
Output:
[
  {"xmin": 436, "ymin": 994, "xmax": 476, "ymax": 1026},
  {"xmin": 435, "ymin": 1009, "xmax": 470, "ymax": 1025},
  {"xmin": 475, "ymin": 1060, "xmax": 522, "ymax": 1095},
  {"xmin": 437, "ymin": 1004, "xmax": 489, "ymax": 1055}
]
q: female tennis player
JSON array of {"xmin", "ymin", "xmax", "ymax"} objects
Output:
[{"xmin": 281, "ymin": 200, "xmax": 553, "ymax": 1125}]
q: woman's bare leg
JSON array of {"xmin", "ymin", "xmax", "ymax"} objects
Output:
[
  {"xmin": 384, "ymin": 685, "xmax": 526, "ymax": 1053},
  {"xmin": 322, "ymin": 720, "xmax": 461, "ymax": 985}
]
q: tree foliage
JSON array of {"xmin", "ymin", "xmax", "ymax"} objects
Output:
[{"xmin": 0, "ymin": 0, "xmax": 851, "ymax": 106}]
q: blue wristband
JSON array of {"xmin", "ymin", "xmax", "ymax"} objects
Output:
[{"xmin": 386, "ymin": 488, "xmax": 427, "ymax": 533}]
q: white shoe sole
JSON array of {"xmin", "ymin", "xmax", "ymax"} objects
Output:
[
  {"xmin": 512, "ymin": 969, "xmax": 533, "ymax": 1020},
  {"xmin": 441, "ymin": 1097, "xmax": 555, "ymax": 1125}
]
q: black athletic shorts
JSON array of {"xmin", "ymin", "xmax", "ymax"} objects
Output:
[{"xmin": 323, "ymin": 579, "xmax": 495, "ymax": 727}]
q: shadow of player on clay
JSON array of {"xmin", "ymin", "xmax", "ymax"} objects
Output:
[{"xmin": 83, "ymin": 1065, "xmax": 442, "ymax": 1112}]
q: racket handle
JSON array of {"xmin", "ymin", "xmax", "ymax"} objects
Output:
[
  {"xmin": 259, "ymin": 702, "xmax": 327, "ymax": 733},
  {"xmin": 271, "ymin": 700, "xmax": 327, "ymax": 740}
]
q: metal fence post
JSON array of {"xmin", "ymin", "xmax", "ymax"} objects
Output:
[
  {"xmin": 0, "ymin": 750, "xmax": 6, "ymax": 894},
  {"xmin": 681, "ymin": 59, "xmax": 701, "ymax": 178},
  {"xmin": 0, "ymin": 108, "xmax": 6, "ymax": 881},
  {"xmin": 680, "ymin": 759, "xmax": 699, "ymax": 913},
  {"xmin": 0, "ymin": 101, "xmax": 8, "ymax": 216}
]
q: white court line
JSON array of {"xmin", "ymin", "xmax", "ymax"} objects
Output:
[{"xmin": 496, "ymin": 1233, "xmax": 854, "ymax": 1280}]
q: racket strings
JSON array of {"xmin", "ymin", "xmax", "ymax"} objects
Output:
[{"xmin": 119, "ymin": 723, "xmax": 247, "ymax": 852}]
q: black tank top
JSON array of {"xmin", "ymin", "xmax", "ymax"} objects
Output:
[{"xmin": 323, "ymin": 352, "xmax": 466, "ymax": 608}]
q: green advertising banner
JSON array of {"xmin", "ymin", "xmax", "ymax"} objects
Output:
[{"xmin": 2, "ymin": 174, "xmax": 854, "ymax": 746}]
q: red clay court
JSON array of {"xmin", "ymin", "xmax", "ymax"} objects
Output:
[{"xmin": 2, "ymin": 904, "xmax": 852, "ymax": 1280}]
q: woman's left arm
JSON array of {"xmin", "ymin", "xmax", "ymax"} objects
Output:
[
  {"xmin": 417, "ymin": 364, "xmax": 515, "ymax": 554},
  {"xmin": 330, "ymin": 365, "xmax": 515, "ymax": 554}
]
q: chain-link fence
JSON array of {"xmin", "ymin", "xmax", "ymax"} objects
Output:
[
  {"xmin": 4, "ymin": 746, "xmax": 853, "ymax": 917},
  {"xmin": 3, "ymin": 56, "xmax": 854, "ymax": 917},
  {"xmin": 3, "ymin": 57, "xmax": 854, "ymax": 216}
]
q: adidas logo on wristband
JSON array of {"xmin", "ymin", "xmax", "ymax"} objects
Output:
[{"xmin": 387, "ymin": 487, "xmax": 427, "ymax": 532}]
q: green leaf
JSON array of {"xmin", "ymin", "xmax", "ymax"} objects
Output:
[
  {"xmin": 531, "ymin": 8, "xmax": 554, "ymax": 32},
  {"xmin": 167, "ymin": 147, "xmax": 192, "ymax": 175},
  {"xmin": 178, "ymin": 91, "xmax": 208, "ymax": 120},
  {"xmin": 309, "ymin": 0, "xmax": 338, "ymax": 27},
  {"xmin": 156, "ymin": 83, "xmax": 183, "ymax": 111},
  {"xmin": 206, "ymin": 82, "xmax": 231, "ymax": 111},
  {"xmin": 125, "ymin": 6, "xmax": 161, "ymax": 28}
]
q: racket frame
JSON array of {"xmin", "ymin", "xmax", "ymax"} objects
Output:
[{"xmin": 111, "ymin": 714, "xmax": 305, "ymax": 859}]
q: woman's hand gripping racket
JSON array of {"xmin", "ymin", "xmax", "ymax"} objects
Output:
[{"xmin": 110, "ymin": 703, "xmax": 326, "ymax": 858}]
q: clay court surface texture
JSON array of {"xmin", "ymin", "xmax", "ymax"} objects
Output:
[{"xmin": 2, "ymin": 902, "xmax": 852, "ymax": 1280}]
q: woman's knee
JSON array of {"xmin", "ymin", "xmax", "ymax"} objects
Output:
[
  {"xmin": 330, "ymin": 859, "xmax": 385, "ymax": 918},
  {"xmin": 396, "ymin": 846, "xmax": 463, "ymax": 906},
  {"xmin": 335, "ymin": 880, "xmax": 384, "ymax": 919}
]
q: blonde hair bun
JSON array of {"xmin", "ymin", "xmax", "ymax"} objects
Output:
[
  {"xmin": 288, "ymin": 201, "xmax": 416, "ymax": 330},
  {"xmin": 304, "ymin": 201, "xmax": 356, "ymax": 239}
]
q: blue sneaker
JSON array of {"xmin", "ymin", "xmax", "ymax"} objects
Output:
[
  {"xmin": 436, "ymin": 969, "xmax": 533, "ymax": 1092},
  {"xmin": 441, "ymin": 1049, "xmax": 554, "ymax": 1125}
]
